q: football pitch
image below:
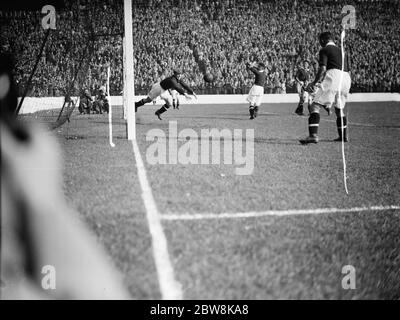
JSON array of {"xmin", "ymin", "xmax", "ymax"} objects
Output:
[{"xmin": 55, "ymin": 101, "xmax": 400, "ymax": 299}]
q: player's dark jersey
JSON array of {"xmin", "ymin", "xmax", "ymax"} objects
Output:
[
  {"xmin": 319, "ymin": 43, "xmax": 349, "ymax": 72},
  {"xmin": 160, "ymin": 75, "xmax": 194, "ymax": 95},
  {"xmin": 296, "ymin": 68, "xmax": 309, "ymax": 82},
  {"xmin": 249, "ymin": 67, "xmax": 266, "ymax": 86}
]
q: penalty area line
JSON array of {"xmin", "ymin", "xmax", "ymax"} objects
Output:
[
  {"xmin": 131, "ymin": 139, "xmax": 183, "ymax": 300},
  {"xmin": 161, "ymin": 205, "xmax": 400, "ymax": 221},
  {"xmin": 320, "ymin": 118, "xmax": 376, "ymax": 128}
]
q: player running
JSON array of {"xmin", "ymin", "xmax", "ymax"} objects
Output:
[
  {"xmin": 170, "ymin": 89, "xmax": 180, "ymax": 109},
  {"xmin": 135, "ymin": 69, "xmax": 197, "ymax": 120},
  {"xmin": 294, "ymin": 61, "xmax": 314, "ymax": 116},
  {"xmin": 300, "ymin": 32, "xmax": 351, "ymax": 144},
  {"xmin": 246, "ymin": 61, "xmax": 267, "ymax": 120}
]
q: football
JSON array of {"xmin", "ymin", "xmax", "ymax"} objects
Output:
[{"xmin": 203, "ymin": 73, "xmax": 214, "ymax": 83}]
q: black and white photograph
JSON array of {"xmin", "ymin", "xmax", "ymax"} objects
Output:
[{"xmin": 1, "ymin": 0, "xmax": 399, "ymax": 305}]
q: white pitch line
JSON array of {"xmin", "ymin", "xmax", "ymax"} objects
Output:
[
  {"xmin": 161, "ymin": 205, "xmax": 400, "ymax": 221},
  {"xmin": 131, "ymin": 139, "xmax": 182, "ymax": 300},
  {"xmin": 320, "ymin": 118, "xmax": 376, "ymax": 127}
]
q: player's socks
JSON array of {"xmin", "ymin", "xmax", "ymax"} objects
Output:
[
  {"xmin": 155, "ymin": 105, "xmax": 168, "ymax": 120},
  {"xmin": 249, "ymin": 105, "xmax": 255, "ymax": 119},
  {"xmin": 299, "ymin": 111, "xmax": 320, "ymax": 144},
  {"xmin": 135, "ymin": 99, "xmax": 146, "ymax": 108},
  {"xmin": 295, "ymin": 103, "xmax": 304, "ymax": 115},
  {"xmin": 135, "ymin": 97, "xmax": 152, "ymax": 111},
  {"xmin": 308, "ymin": 112, "xmax": 320, "ymax": 137},
  {"xmin": 254, "ymin": 106, "xmax": 259, "ymax": 118},
  {"xmin": 335, "ymin": 116, "xmax": 348, "ymax": 142},
  {"xmin": 173, "ymin": 99, "xmax": 180, "ymax": 109},
  {"xmin": 135, "ymin": 100, "xmax": 144, "ymax": 112}
]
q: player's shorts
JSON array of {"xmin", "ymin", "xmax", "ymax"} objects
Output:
[
  {"xmin": 313, "ymin": 69, "xmax": 351, "ymax": 109},
  {"xmin": 148, "ymin": 82, "xmax": 173, "ymax": 107},
  {"xmin": 148, "ymin": 83, "xmax": 162, "ymax": 100},
  {"xmin": 297, "ymin": 81, "xmax": 319, "ymax": 105},
  {"xmin": 247, "ymin": 85, "xmax": 264, "ymax": 106}
]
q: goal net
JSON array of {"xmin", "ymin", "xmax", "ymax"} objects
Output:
[{"xmin": 1, "ymin": 1, "xmax": 123, "ymax": 130}]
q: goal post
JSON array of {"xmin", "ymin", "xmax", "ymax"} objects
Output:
[
  {"xmin": 123, "ymin": 0, "xmax": 136, "ymax": 140},
  {"xmin": 122, "ymin": 35, "xmax": 127, "ymax": 120}
]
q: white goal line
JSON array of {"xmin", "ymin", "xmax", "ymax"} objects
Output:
[{"xmin": 160, "ymin": 205, "xmax": 400, "ymax": 221}]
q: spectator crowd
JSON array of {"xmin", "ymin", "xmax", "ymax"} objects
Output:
[{"xmin": 1, "ymin": 0, "xmax": 399, "ymax": 96}]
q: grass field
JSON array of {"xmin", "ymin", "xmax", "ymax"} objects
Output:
[{"xmin": 50, "ymin": 100, "xmax": 400, "ymax": 299}]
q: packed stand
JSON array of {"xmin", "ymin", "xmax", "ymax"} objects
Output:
[{"xmin": 0, "ymin": 0, "xmax": 399, "ymax": 96}]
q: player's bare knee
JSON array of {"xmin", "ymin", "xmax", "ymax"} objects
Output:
[{"xmin": 309, "ymin": 103, "xmax": 321, "ymax": 114}]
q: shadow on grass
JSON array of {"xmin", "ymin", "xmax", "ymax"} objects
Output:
[
  {"xmin": 254, "ymin": 137, "xmax": 343, "ymax": 145},
  {"xmin": 254, "ymin": 138, "xmax": 301, "ymax": 145}
]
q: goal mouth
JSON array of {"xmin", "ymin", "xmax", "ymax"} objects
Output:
[
  {"xmin": 17, "ymin": 96, "xmax": 77, "ymax": 130},
  {"xmin": 7, "ymin": 1, "xmax": 124, "ymax": 133}
]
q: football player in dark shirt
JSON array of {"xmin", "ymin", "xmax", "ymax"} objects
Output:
[
  {"xmin": 300, "ymin": 32, "xmax": 351, "ymax": 144},
  {"xmin": 78, "ymin": 89, "xmax": 93, "ymax": 114},
  {"xmin": 135, "ymin": 69, "xmax": 197, "ymax": 120},
  {"xmin": 294, "ymin": 60, "xmax": 314, "ymax": 116},
  {"xmin": 93, "ymin": 86, "xmax": 109, "ymax": 114},
  {"xmin": 246, "ymin": 62, "xmax": 267, "ymax": 119}
]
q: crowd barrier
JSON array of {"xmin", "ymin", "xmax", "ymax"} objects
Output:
[{"xmin": 18, "ymin": 93, "xmax": 400, "ymax": 114}]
